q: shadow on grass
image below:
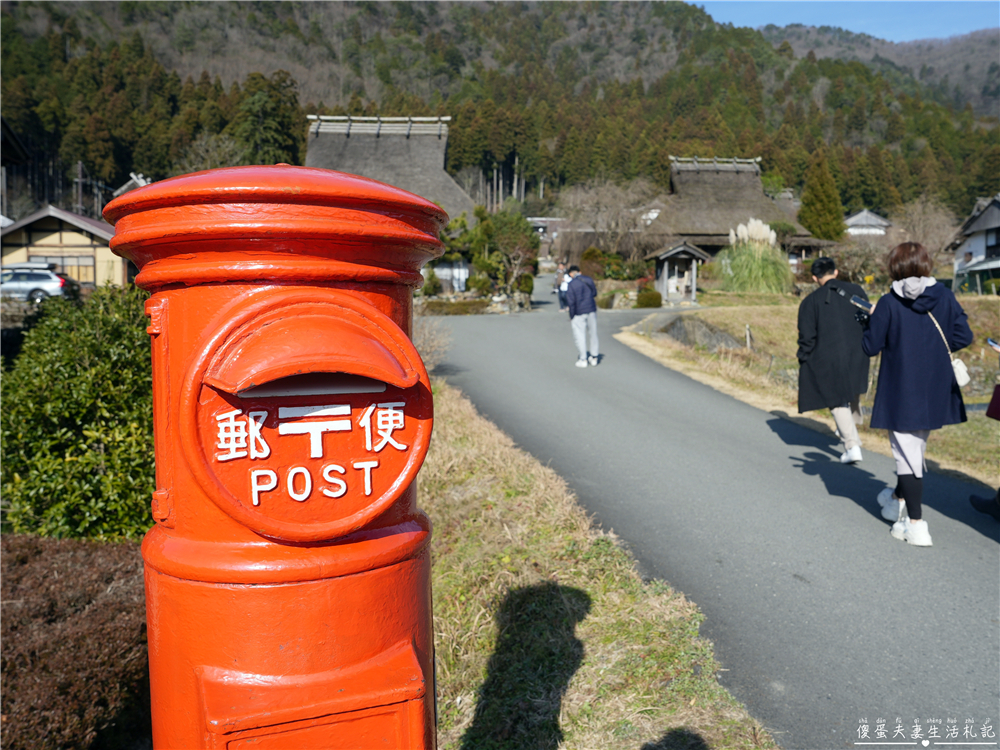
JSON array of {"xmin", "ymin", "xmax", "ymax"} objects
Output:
[
  {"xmin": 641, "ymin": 727, "xmax": 711, "ymax": 749},
  {"xmin": 459, "ymin": 582, "xmax": 591, "ymax": 750}
]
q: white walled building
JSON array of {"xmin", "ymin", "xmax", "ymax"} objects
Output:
[{"xmin": 844, "ymin": 209, "xmax": 891, "ymax": 236}]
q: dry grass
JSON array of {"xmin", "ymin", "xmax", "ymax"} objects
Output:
[
  {"xmin": 423, "ymin": 382, "xmax": 777, "ymax": 750},
  {"xmin": 695, "ymin": 291, "xmax": 800, "ymax": 308},
  {"xmin": 412, "ymin": 306, "xmax": 453, "ymax": 372}
]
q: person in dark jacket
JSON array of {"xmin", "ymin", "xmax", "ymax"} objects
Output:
[
  {"xmin": 863, "ymin": 242, "xmax": 973, "ymax": 547},
  {"xmin": 566, "ymin": 265, "xmax": 599, "ymax": 367},
  {"xmin": 797, "ymin": 257, "xmax": 871, "ymax": 464}
]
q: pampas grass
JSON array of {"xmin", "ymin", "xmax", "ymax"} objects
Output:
[{"xmin": 718, "ymin": 219, "xmax": 794, "ymax": 293}]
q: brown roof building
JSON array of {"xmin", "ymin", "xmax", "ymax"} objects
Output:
[
  {"xmin": 645, "ymin": 157, "xmax": 826, "ymax": 255},
  {"xmin": 1, "ymin": 204, "xmax": 125, "ymax": 288}
]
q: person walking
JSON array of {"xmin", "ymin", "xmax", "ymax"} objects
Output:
[
  {"xmin": 554, "ymin": 261, "xmax": 569, "ymax": 311},
  {"xmin": 566, "ymin": 265, "xmax": 599, "ymax": 367},
  {"xmin": 797, "ymin": 257, "xmax": 871, "ymax": 464},
  {"xmin": 863, "ymin": 242, "xmax": 973, "ymax": 547}
]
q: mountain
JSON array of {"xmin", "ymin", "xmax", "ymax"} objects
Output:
[
  {"xmin": 2, "ymin": 1, "xmax": 997, "ymax": 222},
  {"xmin": 759, "ymin": 24, "xmax": 1000, "ymax": 118}
]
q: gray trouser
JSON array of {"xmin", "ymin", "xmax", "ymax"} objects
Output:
[
  {"xmin": 831, "ymin": 401, "xmax": 862, "ymax": 451},
  {"xmin": 571, "ymin": 312, "xmax": 599, "ymax": 360}
]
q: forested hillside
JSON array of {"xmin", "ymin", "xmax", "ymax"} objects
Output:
[
  {"xmin": 2, "ymin": 1, "xmax": 997, "ymax": 222},
  {"xmin": 759, "ymin": 25, "xmax": 1000, "ymax": 118}
]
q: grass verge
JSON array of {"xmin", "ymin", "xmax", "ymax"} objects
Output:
[
  {"xmin": 423, "ymin": 381, "xmax": 777, "ymax": 750},
  {"xmin": 421, "ymin": 299, "xmax": 490, "ymax": 315}
]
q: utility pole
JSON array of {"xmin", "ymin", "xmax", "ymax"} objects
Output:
[{"xmin": 76, "ymin": 161, "xmax": 84, "ymax": 215}]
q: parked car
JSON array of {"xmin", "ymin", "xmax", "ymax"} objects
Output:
[{"xmin": 0, "ymin": 262, "xmax": 81, "ymax": 302}]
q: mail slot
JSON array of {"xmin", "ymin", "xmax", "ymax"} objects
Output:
[{"xmin": 103, "ymin": 166, "xmax": 446, "ymax": 749}]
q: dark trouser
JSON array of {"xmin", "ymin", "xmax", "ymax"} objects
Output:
[{"xmin": 896, "ymin": 474, "xmax": 923, "ymax": 521}]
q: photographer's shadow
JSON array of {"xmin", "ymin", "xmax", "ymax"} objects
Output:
[
  {"xmin": 641, "ymin": 728, "xmax": 711, "ymax": 749},
  {"xmin": 460, "ymin": 582, "xmax": 591, "ymax": 750}
]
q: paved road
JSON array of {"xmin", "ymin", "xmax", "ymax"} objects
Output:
[{"xmin": 436, "ymin": 278, "xmax": 1000, "ymax": 750}]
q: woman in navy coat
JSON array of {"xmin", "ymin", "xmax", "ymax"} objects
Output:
[{"xmin": 863, "ymin": 242, "xmax": 973, "ymax": 547}]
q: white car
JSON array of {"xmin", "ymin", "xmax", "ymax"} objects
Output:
[{"xmin": 1, "ymin": 262, "xmax": 81, "ymax": 303}]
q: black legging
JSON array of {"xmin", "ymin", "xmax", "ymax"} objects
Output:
[{"xmin": 896, "ymin": 474, "xmax": 923, "ymax": 521}]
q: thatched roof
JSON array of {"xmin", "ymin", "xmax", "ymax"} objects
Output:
[
  {"xmin": 304, "ymin": 115, "xmax": 473, "ymax": 225},
  {"xmin": 645, "ymin": 157, "xmax": 811, "ymax": 249}
]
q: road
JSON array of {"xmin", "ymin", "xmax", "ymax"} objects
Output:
[{"xmin": 435, "ymin": 278, "xmax": 1000, "ymax": 749}]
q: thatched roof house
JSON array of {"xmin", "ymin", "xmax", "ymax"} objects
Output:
[
  {"xmin": 304, "ymin": 115, "xmax": 473, "ymax": 225},
  {"xmin": 645, "ymin": 157, "xmax": 825, "ymax": 255}
]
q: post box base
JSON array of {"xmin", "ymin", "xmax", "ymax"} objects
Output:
[{"xmin": 145, "ymin": 552, "xmax": 434, "ymax": 750}]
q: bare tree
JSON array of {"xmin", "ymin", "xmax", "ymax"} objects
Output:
[
  {"xmin": 558, "ymin": 178, "xmax": 660, "ymax": 262},
  {"xmin": 411, "ymin": 306, "xmax": 452, "ymax": 372},
  {"xmin": 891, "ymin": 194, "xmax": 959, "ymax": 262},
  {"xmin": 172, "ymin": 133, "xmax": 246, "ymax": 176},
  {"xmin": 833, "ymin": 234, "xmax": 895, "ymax": 283}
]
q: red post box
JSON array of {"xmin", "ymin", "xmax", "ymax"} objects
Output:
[{"xmin": 103, "ymin": 166, "xmax": 446, "ymax": 749}]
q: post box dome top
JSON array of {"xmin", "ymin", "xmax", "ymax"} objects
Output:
[{"xmin": 102, "ymin": 166, "xmax": 448, "ymax": 290}]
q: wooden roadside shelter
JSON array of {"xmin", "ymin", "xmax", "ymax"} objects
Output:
[{"xmin": 645, "ymin": 241, "xmax": 711, "ymax": 304}]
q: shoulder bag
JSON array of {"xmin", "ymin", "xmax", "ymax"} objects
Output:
[{"xmin": 927, "ymin": 311, "xmax": 971, "ymax": 387}]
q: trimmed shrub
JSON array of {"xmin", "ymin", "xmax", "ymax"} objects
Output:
[
  {"xmin": 636, "ymin": 290, "xmax": 663, "ymax": 308},
  {"xmin": 516, "ymin": 273, "xmax": 534, "ymax": 294},
  {"xmin": 1, "ymin": 286, "xmax": 155, "ymax": 540},
  {"xmin": 1, "ymin": 534, "xmax": 150, "ymax": 750}
]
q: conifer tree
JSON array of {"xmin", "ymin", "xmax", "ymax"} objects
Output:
[{"xmin": 799, "ymin": 149, "xmax": 845, "ymax": 240}]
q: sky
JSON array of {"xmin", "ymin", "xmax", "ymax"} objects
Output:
[{"xmin": 696, "ymin": 1, "xmax": 1000, "ymax": 43}]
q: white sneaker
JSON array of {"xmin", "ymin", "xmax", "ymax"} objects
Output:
[
  {"xmin": 877, "ymin": 487, "xmax": 906, "ymax": 523},
  {"xmin": 588, "ymin": 355, "xmax": 599, "ymax": 366},
  {"xmin": 840, "ymin": 446, "xmax": 863, "ymax": 464},
  {"xmin": 575, "ymin": 359, "xmax": 589, "ymax": 368},
  {"xmin": 891, "ymin": 518, "xmax": 933, "ymax": 546}
]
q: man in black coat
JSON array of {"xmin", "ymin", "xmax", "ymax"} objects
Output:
[{"xmin": 797, "ymin": 257, "xmax": 871, "ymax": 463}]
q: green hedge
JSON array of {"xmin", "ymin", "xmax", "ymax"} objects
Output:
[
  {"xmin": 1, "ymin": 287, "xmax": 155, "ymax": 540},
  {"xmin": 636, "ymin": 290, "xmax": 663, "ymax": 308}
]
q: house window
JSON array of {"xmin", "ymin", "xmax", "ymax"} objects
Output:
[
  {"xmin": 986, "ymin": 229, "xmax": 999, "ymax": 259},
  {"xmin": 30, "ymin": 255, "xmax": 96, "ymax": 285}
]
